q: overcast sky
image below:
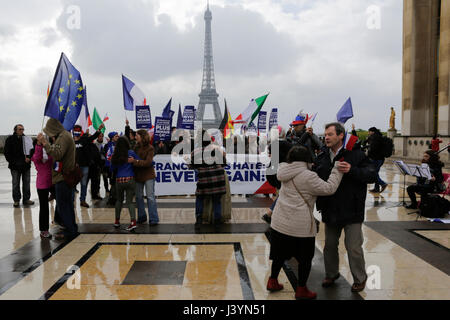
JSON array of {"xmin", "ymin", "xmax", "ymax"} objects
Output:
[{"xmin": 0, "ymin": 0, "xmax": 403, "ymax": 135}]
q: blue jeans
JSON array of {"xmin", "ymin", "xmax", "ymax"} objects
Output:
[
  {"xmin": 136, "ymin": 179, "xmax": 159, "ymax": 223},
  {"xmin": 55, "ymin": 181, "xmax": 78, "ymax": 238},
  {"xmin": 372, "ymin": 159, "xmax": 386, "ymax": 189},
  {"xmin": 10, "ymin": 169, "xmax": 31, "ymax": 202},
  {"xmin": 79, "ymin": 166, "xmax": 89, "ymax": 202},
  {"xmin": 270, "ymin": 197, "xmax": 278, "ymax": 211},
  {"xmin": 195, "ymin": 195, "xmax": 222, "ymax": 221}
]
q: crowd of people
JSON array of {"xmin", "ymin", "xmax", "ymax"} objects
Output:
[
  {"xmin": 261, "ymin": 116, "xmax": 448, "ymax": 299},
  {"xmin": 3, "ymin": 113, "xmax": 448, "ymax": 300}
]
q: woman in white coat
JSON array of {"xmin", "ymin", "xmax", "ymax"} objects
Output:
[{"xmin": 267, "ymin": 146, "xmax": 343, "ymax": 300}]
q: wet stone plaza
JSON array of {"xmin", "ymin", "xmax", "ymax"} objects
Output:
[{"xmin": 0, "ymin": 155, "xmax": 449, "ymax": 300}]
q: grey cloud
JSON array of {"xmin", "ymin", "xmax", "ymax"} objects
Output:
[
  {"xmin": 54, "ymin": 0, "xmax": 299, "ymax": 83},
  {"xmin": 0, "ymin": 0, "xmax": 403, "ymax": 135},
  {"xmin": 0, "ymin": 58, "xmax": 18, "ymax": 72},
  {"xmin": 40, "ymin": 27, "xmax": 60, "ymax": 47},
  {"xmin": 30, "ymin": 67, "xmax": 54, "ymax": 96},
  {"xmin": 0, "ymin": 24, "xmax": 17, "ymax": 41},
  {"xmin": 0, "ymin": 0, "xmax": 61, "ymax": 27}
]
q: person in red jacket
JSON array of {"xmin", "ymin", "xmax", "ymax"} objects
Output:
[{"xmin": 431, "ymin": 135, "xmax": 443, "ymax": 152}]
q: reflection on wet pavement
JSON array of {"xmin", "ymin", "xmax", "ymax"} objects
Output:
[{"xmin": 0, "ymin": 155, "xmax": 448, "ymax": 300}]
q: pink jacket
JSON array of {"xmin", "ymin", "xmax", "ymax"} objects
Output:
[{"xmin": 31, "ymin": 144, "xmax": 53, "ymax": 190}]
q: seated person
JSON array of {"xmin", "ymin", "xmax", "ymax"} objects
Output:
[{"xmin": 406, "ymin": 150, "xmax": 444, "ymax": 209}]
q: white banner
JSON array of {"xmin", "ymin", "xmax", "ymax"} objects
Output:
[{"xmin": 153, "ymin": 154, "xmax": 276, "ymax": 196}]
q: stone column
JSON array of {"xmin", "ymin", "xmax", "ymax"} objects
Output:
[
  {"xmin": 402, "ymin": 0, "xmax": 440, "ymax": 136},
  {"xmin": 438, "ymin": 0, "xmax": 450, "ymax": 135}
]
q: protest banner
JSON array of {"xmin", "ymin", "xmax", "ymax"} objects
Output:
[
  {"xmin": 154, "ymin": 116, "xmax": 172, "ymax": 141},
  {"xmin": 181, "ymin": 106, "xmax": 195, "ymax": 130},
  {"xmin": 258, "ymin": 111, "xmax": 267, "ymax": 134},
  {"xmin": 269, "ymin": 108, "xmax": 278, "ymax": 129},
  {"xmin": 153, "ymin": 154, "xmax": 276, "ymax": 196},
  {"xmin": 136, "ymin": 105, "xmax": 152, "ymax": 129}
]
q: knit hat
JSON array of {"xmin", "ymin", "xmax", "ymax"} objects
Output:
[
  {"xmin": 291, "ymin": 111, "xmax": 309, "ymax": 126},
  {"xmin": 108, "ymin": 131, "xmax": 118, "ymax": 139}
]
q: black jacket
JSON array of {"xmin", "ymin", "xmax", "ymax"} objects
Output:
[
  {"xmin": 75, "ymin": 130, "xmax": 101, "ymax": 167},
  {"xmin": 415, "ymin": 162, "xmax": 444, "ymax": 192},
  {"xmin": 313, "ymin": 145, "xmax": 377, "ymax": 227},
  {"xmin": 154, "ymin": 141, "xmax": 170, "ymax": 155},
  {"xmin": 87, "ymin": 141, "xmax": 102, "ymax": 167},
  {"xmin": 286, "ymin": 129, "xmax": 323, "ymax": 161},
  {"xmin": 366, "ymin": 133, "xmax": 384, "ymax": 161},
  {"xmin": 267, "ymin": 140, "xmax": 293, "ymax": 189},
  {"xmin": 4, "ymin": 134, "xmax": 31, "ymax": 171}
]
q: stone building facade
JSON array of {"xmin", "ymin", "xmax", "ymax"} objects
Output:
[{"xmin": 395, "ymin": 0, "xmax": 449, "ymax": 162}]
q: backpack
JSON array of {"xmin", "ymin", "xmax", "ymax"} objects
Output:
[
  {"xmin": 380, "ymin": 136, "xmax": 394, "ymax": 158},
  {"xmin": 419, "ymin": 195, "xmax": 450, "ymax": 218}
]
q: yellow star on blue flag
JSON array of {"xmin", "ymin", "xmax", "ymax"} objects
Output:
[{"xmin": 44, "ymin": 53, "xmax": 84, "ymax": 131}]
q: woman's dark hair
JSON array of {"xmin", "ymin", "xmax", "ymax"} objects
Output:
[
  {"xmin": 136, "ymin": 129, "xmax": 150, "ymax": 147},
  {"xmin": 287, "ymin": 146, "xmax": 313, "ymax": 163},
  {"xmin": 111, "ymin": 136, "xmax": 131, "ymax": 166},
  {"xmin": 368, "ymin": 127, "xmax": 382, "ymax": 136},
  {"xmin": 424, "ymin": 150, "xmax": 444, "ymax": 167}
]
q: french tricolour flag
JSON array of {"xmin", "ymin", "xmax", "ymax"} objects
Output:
[
  {"xmin": 78, "ymin": 86, "xmax": 92, "ymax": 133},
  {"xmin": 122, "ymin": 74, "xmax": 146, "ymax": 111},
  {"xmin": 343, "ymin": 132, "xmax": 358, "ymax": 151}
]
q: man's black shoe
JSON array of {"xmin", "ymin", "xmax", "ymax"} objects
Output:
[
  {"xmin": 405, "ymin": 203, "xmax": 418, "ymax": 209},
  {"xmin": 261, "ymin": 214, "xmax": 271, "ymax": 224}
]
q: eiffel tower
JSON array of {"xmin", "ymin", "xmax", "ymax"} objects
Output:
[{"xmin": 196, "ymin": 1, "xmax": 222, "ymax": 129}]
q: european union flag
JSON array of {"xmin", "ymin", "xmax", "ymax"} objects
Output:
[{"xmin": 44, "ymin": 53, "xmax": 84, "ymax": 131}]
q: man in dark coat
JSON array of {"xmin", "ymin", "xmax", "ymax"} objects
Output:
[
  {"xmin": 73, "ymin": 124, "xmax": 103, "ymax": 208},
  {"xmin": 314, "ymin": 122, "xmax": 376, "ymax": 293},
  {"xmin": 364, "ymin": 127, "xmax": 388, "ymax": 193},
  {"xmin": 88, "ymin": 135, "xmax": 103, "ymax": 201},
  {"xmin": 4, "ymin": 124, "xmax": 34, "ymax": 207}
]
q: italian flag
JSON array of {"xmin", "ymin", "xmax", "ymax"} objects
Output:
[
  {"xmin": 234, "ymin": 93, "xmax": 269, "ymax": 125},
  {"xmin": 92, "ymin": 107, "xmax": 106, "ymax": 134}
]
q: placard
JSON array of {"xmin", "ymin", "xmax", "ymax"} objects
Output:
[{"xmin": 135, "ymin": 105, "xmax": 152, "ymax": 129}]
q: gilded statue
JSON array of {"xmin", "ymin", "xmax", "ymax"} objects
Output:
[{"xmin": 389, "ymin": 107, "xmax": 395, "ymax": 130}]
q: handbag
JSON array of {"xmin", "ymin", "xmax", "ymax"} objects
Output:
[
  {"xmin": 63, "ymin": 163, "xmax": 82, "ymax": 188},
  {"xmin": 291, "ymin": 179, "xmax": 320, "ymax": 234}
]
